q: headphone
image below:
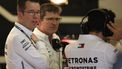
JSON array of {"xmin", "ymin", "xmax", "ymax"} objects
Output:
[{"xmin": 80, "ymin": 8, "xmax": 116, "ymax": 37}]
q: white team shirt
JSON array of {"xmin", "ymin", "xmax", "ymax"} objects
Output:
[
  {"xmin": 65, "ymin": 35, "xmax": 118, "ymax": 69},
  {"xmin": 33, "ymin": 28, "xmax": 61, "ymax": 69},
  {"xmin": 5, "ymin": 22, "xmax": 49, "ymax": 69}
]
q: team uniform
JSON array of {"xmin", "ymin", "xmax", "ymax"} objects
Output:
[
  {"xmin": 33, "ymin": 28, "xmax": 62, "ymax": 69},
  {"xmin": 5, "ymin": 22, "xmax": 49, "ymax": 69},
  {"xmin": 65, "ymin": 35, "xmax": 118, "ymax": 69}
]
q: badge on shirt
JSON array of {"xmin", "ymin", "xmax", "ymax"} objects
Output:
[{"xmin": 78, "ymin": 43, "xmax": 84, "ymax": 48}]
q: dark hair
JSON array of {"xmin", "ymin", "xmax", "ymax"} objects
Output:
[
  {"xmin": 80, "ymin": 8, "xmax": 116, "ymax": 37},
  {"xmin": 40, "ymin": 3, "xmax": 62, "ymax": 19},
  {"xmin": 17, "ymin": 0, "xmax": 40, "ymax": 12}
]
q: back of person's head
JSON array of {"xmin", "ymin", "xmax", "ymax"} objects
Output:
[
  {"xmin": 80, "ymin": 8, "xmax": 116, "ymax": 37},
  {"xmin": 40, "ymin": 3, "xmax": 62, "ymax": 19},
  {"xmin": 17, "ymin": 0, "xmax": 40, "ymax": 12}
]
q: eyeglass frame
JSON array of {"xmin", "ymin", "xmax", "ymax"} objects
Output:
[
  {"xmin": 24, "ymin": 10, "xmax": 40, "ymax": 16},
  {"xmin": 43, "ymin": 17, "xmax": 62, "ymax": 21}
]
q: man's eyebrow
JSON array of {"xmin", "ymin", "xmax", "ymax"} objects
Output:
[{"xmin": 26, "ymin": 10, "xmax": 40, "ymax": 11}]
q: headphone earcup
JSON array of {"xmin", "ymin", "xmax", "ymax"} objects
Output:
[
  {"xmin": 103, "ymin": 23, "xmax": 113, "ymax": 36},
  {"xmin": 102, "ymin": 9, "xmax": 115, "ymax": 36}
]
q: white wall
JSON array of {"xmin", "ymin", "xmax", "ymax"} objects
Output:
[
  {"xmin": 62, "ymin": 0, "xmax": 122, "ymax": 23},
  {"xmin": 99, "ymin": 0, "xmax": 122, "ymax": 19}
]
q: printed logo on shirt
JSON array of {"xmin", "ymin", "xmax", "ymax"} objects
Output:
[
  {"xmin": 78, "ymin": 43, "xmax": 84, "ymax": 48},
  {"xmin": 68, "ymin": 66, "xmax": 96, "ymax": 69},
  {"xmin": 66, "ymin": 57, "xmax": 98, "ymax": 69},
  {"xmin": 20, "ymin": 39, "xmax": 31, "ymax": 51},
  {"xmin": 67, "ymin": 57, "xmax": 98, "ymax": 64}
]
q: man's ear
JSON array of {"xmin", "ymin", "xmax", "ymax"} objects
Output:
[{"xmin": 17, "ymin": 11, "xmax": 23, "ymax": 19}]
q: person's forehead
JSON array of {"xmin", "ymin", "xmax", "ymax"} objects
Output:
[{"xmin": 45, "ymin": 12, "xmax": 60, "ymax": 17}]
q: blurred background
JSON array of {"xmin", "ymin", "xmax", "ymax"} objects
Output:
[{"xmin": 0, "ymin": 0, "xmax": 122, "ymax": 68}]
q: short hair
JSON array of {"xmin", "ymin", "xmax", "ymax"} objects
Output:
[
  {"xmin": 17, "ymin": 0, "xmax": 40, "ymax": 12},
  {"xmin": 40, "ymin": 3, "xmax": 62, "ymax": 19}
]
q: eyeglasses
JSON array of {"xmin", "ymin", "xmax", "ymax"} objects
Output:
[
  {"xmin": 24, "ymin": 10, "xmax": 40, "ymax": 16},
  {"xmin": 43, "ymin": 17, "xmax": 62, "ymax": 21}
]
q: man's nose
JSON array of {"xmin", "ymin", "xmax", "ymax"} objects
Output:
[{"xmin": 33, "ymin": 13, "xmax": 40, "ymax": 19}]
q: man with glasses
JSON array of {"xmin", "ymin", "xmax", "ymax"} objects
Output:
[
  {"xmin": 5, "ymin": 0, "xmax": 49, "ymax": 69},
  {"xmin": 32, "ymin": 3, "xmax": 62, "ymax": 69}
]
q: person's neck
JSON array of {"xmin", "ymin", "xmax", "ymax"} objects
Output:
[{"xmin": 18, "ymin": 21, "xmax": 33, "ymax": 31}]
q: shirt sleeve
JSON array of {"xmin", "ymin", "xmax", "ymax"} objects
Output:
[{"xmin": 13, "ymin": 36, "xmax": 49, "ymax": 69}]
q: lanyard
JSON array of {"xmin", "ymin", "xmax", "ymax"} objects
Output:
[{"xmin": 15, "ymin": 25, "xmax": 37, "ymax": 49}]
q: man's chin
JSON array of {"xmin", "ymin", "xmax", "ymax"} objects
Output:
[{"xmin": 32, "ymin": 25, "xmax": 36, "ymax": 30}]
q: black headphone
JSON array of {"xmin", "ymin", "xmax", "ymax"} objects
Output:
[{"xmin": 80, "ymin": 8, "xmax": 116, "ymax": 37}]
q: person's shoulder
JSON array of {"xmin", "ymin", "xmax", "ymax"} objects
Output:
[
  {"xmin": 99, "ymin": 41, "xmax": 115, "ymax": 49},
  {"xmin": 96, "ymin": 41, "xmax": 118, "ymax": 54},
  {"xmin": 9, "ymin": 28, "xmax": 28, "ymax": 42},
  {"xmin": 104, "ymin": 43, "xmax": 118, "ymax": 55}
]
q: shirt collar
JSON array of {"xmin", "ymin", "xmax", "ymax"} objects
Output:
[
  {"xmin": 33, "ymin": 28, "xmax": 49, "ymax": 41},
  {"xmin": 78, "ymin": 34, "xmax": 103, "ymax": 43},
  {"xmin": 15, "ymin": 22, "xmax": 32, "ymax": 37}
]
